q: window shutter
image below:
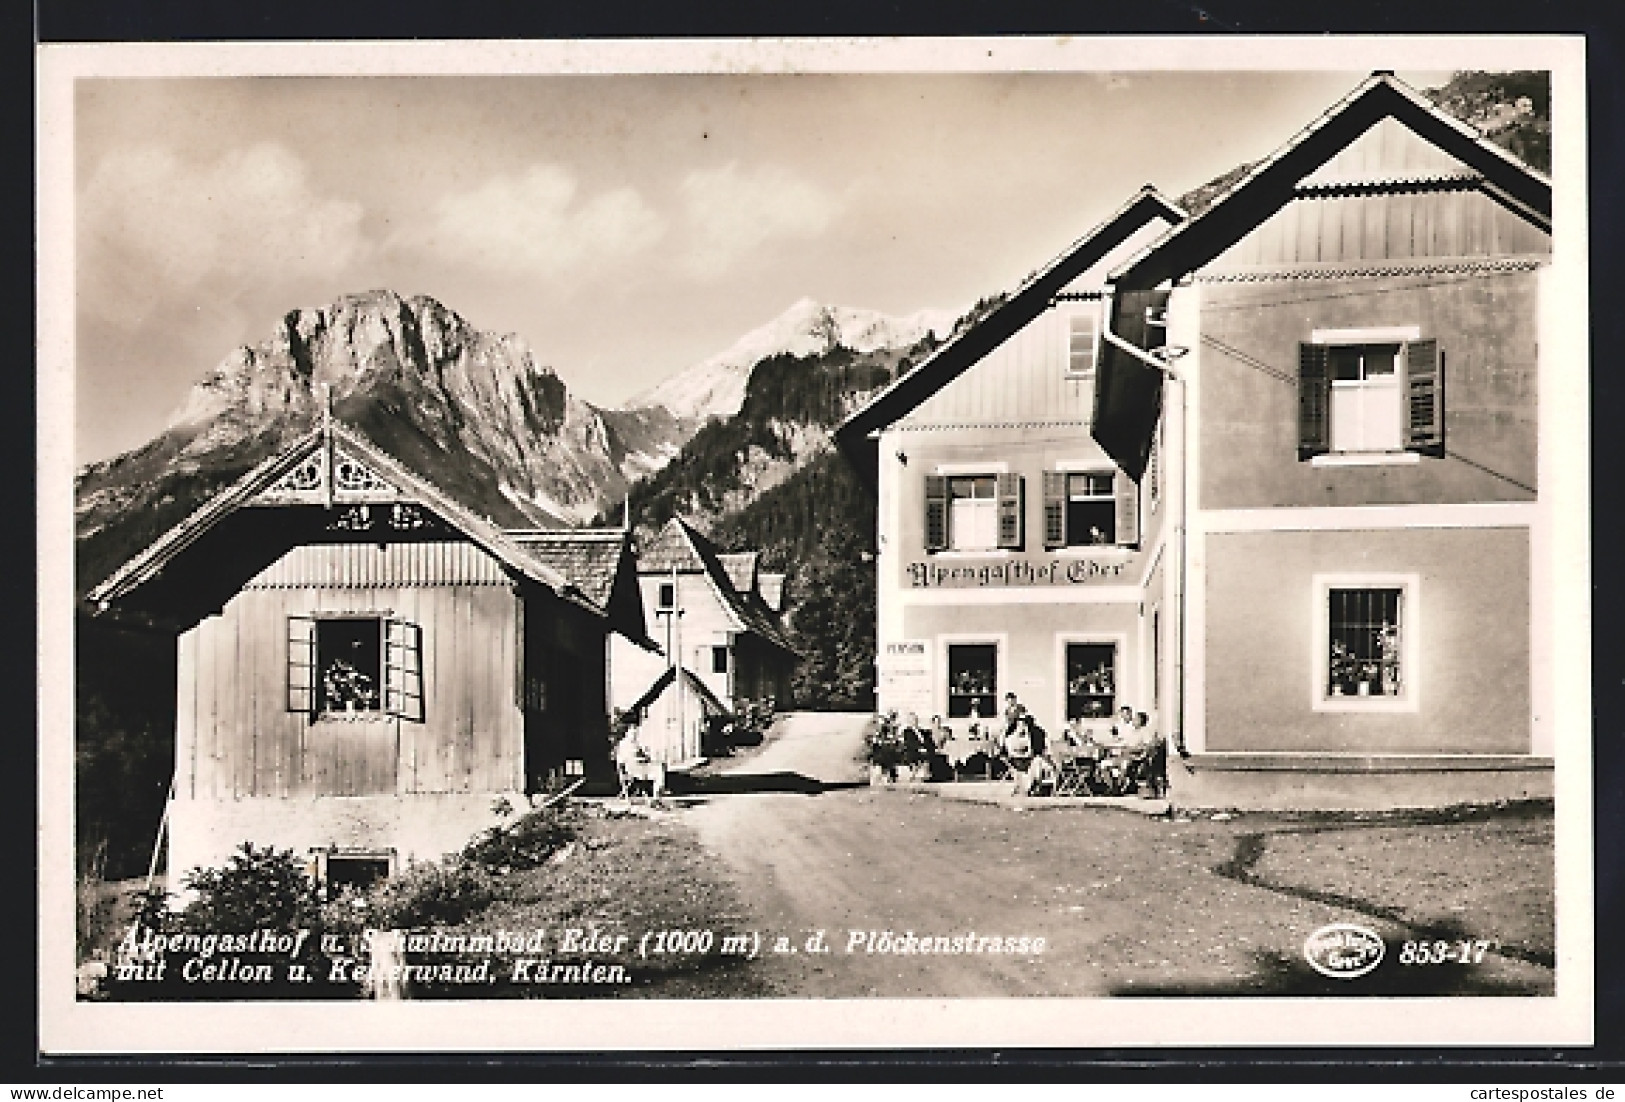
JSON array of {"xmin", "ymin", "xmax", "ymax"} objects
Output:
[
  {"xmin": 1298, "ymin": 342, "xmax": 1331, "ymax": 460},
  {"xmin": 384, "ymin": 618, "xmax": 425, "ymax": 723},
  {"xmin": 1148, "ymin": 425, "xmax": 1161, "ymax": 509},
  {"xmin": 996, "ymin": 473, "xmax": 1024, "ymax": 550},
  {"xmin": 1114, "ymin": 470, "xmax": 1140, "ymax": 548},
  {"xmin": 923, "ymin": 475, "xmax": 948, "ymax": 552},
  {"xmin": 1042, "ymin": 471, "xmax": 1067, "ymax": 549},
  {"xmin": 287, "ymin": 616, "xmax": 316, "ymax": 716},
  {"xmin": 1404, "ymin": 339, "xmax": 1444, "ymax": 457},
  {"xmin": 513, "ymin": 595, "xmax": 525, "ymax": 711}
]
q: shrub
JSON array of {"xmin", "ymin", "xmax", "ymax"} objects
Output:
[
  {"xmin": 862, "ymin": 714, "xmax": 905, "ymax": 772},
  {"xmin": 370, "ymin": 859, "xmax": 500, "ymax": 929},
  {"xmin": 104, "ymin": 843, "xmax": 358, "ymax": 1001},
  {"xmin": 459, "ymin": 805, "xmax": 578, "ymax": 875},
  {"xmin": 181, "ymin": 842, "xmax": 321, "ymax": 932}
]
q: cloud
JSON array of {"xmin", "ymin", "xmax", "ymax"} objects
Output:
[
  {"xmin": 678, "ymin": 162, "xmax": 844, "ymax": 279},
  {"xmin": 390, "ymin": 164, "xmax": 666, "ymax": 279},
  {"xmin": 78, "ymin": 142, "xmax": 369, "ymax": 332}
]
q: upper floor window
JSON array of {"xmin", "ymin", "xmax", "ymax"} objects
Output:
[
  {"xmin": 923, "ymin": 473, "xmax": 1024, "ymax": 553},
  {"xmin": 949, "ymin": 475, "xmax": 998, "ymax": 550},
  {"xmin": 1299, "ymin": 332, "xmax": 1442, "ymax": 461},
  {"xmin": 288, "ymin": 614, "xmax": 424, "ymax": 722},
  {"xmin": 1065, "ymin": 306, "xmax": 1101, "ymax": 382},
  {"xmin": 657, "ymin": 582, "xmax": 676, "ymax": 611},
  {"xmin": 1041, "ymin": 469, "xmax": 1140, "ymax": 549}
]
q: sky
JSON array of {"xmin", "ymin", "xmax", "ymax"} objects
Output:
[{"xmin": 72, "ymin": 67, "xmax": 1453, "ymax": 464}]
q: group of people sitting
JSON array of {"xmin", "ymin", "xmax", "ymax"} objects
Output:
[{"xmin": 877, "ymin": 693, "xmax": 1169, "ymax": 799}]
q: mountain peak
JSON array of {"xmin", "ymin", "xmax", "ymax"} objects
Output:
[
  {"xmin": 103, "ymin": 289, "xmax": 690, "ymax": 537},
  {"xmin": 630, "ymin": 297, "xmax": 957, "ymax": 422}
]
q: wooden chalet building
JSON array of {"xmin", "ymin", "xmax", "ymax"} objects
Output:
[
  {"xmin": 839, "ymin": 72, "xmax": 1561, "ymax": 808},
  {"xmin": 87, "ymin": 419, "xmax": 645, "ymax": 885},
  {"xmin": 609, "ymin": 518, "xmax": 795, "ymax": 765}
]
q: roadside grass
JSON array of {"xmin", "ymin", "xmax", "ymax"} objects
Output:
[
  {"xmin": 1027, "ymin": 799, "xmax": 1556, "ymax": 995},
  {"xmin": 800, "ymin": 790, "xmax": 1557, "ymax": 997},
  {"xmin": 1238, "ymin": 803, "xmax": 1555, "ymax": 967},
  {"xmin": 386, "ymin": 801, "xmax": 774, "ymax": 999}
]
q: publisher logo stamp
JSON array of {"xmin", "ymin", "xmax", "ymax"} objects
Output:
[{"xmin": 1303, "ymin": 923, "xmax": 1386, "ymax": 979}]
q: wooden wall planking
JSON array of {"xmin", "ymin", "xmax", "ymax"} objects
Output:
[
  {"xmin": 175, "ymin": 631, "xmax": 197, "ymax": 799},
  {"xmin": 245, "ymin": 541, "xmax": 511, "ymax": 590},
  {"xmin": 900, "ymin": 308, "xmax": 1096, "ymax": 428},
  {"xmin": 181, "ymin": 539, "xmax": 530, "ymax": 801},
  {"xmin": 1210, "ymin": 189, "xmax": 1549, "ymax": 272}
]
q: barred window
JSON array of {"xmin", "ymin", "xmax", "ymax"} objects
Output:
[
  {"xmin": 1064, "ymin": 642, "xmax": 1116, "ymax": 720},
  {"xmin": 1326, "ymin": 587, "xmax": 1403, "ymax": 700},
  {"xmin": 946, "ymin": 643, "xmax": 997, "ymax": 719}
]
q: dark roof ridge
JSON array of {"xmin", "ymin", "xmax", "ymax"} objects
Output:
[
  {"xmin": 833, "ymin": 186, "xmax": 1186, "ymax": 481},
  {"xmin": 1109, "ymin": 71, "xmax": 1551, "ymax": 290},
  {"xmin": 87, "ymin": 421, "xmax": 602, "ymax": 615}
]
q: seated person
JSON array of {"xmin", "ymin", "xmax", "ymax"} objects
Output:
[
  {"xmin": 900, "ymin": 712, "xmax": 931, "ymax": 776},
  {"xmin": 1047, "ymin": 719, "xmax": 1081, "ymax": 762},
  {"xmin": 1003, "ymin": 708, "xmax": 1049, "ymax": 796}
]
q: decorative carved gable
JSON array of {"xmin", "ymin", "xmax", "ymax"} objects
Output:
[{"xmin": 251, "ymin": 445, "xmax": 401, "ymax": 505}]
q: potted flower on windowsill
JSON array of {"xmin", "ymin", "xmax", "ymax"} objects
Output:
[{"xmin": 1329, "ymin": 641, "xmax": 1356, "ymax": 697}]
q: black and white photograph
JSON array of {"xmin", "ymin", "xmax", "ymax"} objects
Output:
[{"xmin": 37, "ymin": 36, "xmax": 1593, "ymax": 1053}]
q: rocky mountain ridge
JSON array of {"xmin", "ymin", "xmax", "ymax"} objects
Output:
[{"xmin": 630, "ymin": 296, "xmax": 957, "ymax": 422}]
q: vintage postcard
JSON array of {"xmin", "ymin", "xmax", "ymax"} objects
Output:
[{"xmin": 37, "ymin": 35, "xmax": 1593, "ymax": 1054}]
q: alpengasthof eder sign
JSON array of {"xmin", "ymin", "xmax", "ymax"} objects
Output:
[{"xmin": 906, "ymin": 557, "xmax": 1130, "ymax": 588}]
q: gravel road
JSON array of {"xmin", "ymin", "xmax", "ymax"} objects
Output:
[{"xmin": 680, "ymin": 713, "xmax": 1554, "ymax": 998}]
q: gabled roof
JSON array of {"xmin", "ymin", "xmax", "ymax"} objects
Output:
[
  {"xmin": 506, "ymin": 528, "xmax": 630, "ymax": 613},
  {"xmin": 1108, "ymin": 71, "xmax": 1551, "ymax": 291},
  {"xmin": 638, "ymin": 519, "xmax": 709, "ymax": 574},
  {"xmin": 717, "ymin": 551, "xmax": 759, "ymax": 593},
  {"xmin": 1091, "ymin": 72, "xmax": 1554, "ymax": 481},
  {"xmin": 758, "ymin": 571, "xmax": 786, "ymax": 614},
  {"xmin": 626, "ymin": 664, "xmax": 731, "ymax": 721},
  {"xmin": 640, "ymin": 518, "xmax": 798, "ymax": 656},
  {"xmin": 833, "ymin": 185, "xmax": 1186, "ymax": 483},
  {"xmin": 87, "ymin": 420, "xmax": 602, "ymax": 618}
]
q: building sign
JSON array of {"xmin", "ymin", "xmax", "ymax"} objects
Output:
[
  {"xmin": 905, "ymin": 557, "xmax": 1130, "ymax": 589},
  {"xmin": 878, "ymin": 639, "xmax": 934, "ymax": 715}
]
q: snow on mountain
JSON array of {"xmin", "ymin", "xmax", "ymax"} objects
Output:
[{"xmin": 630, "ymin": 297, "xmax": 958, "ymax": 422}]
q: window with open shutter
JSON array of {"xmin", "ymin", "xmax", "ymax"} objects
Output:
[
  {"xmin": 1042, "ymin": 472, "xmax": 1066, "ymax": 549},
  {"xmin": 1114, "ymin": 470, "xmax": 1140, "ymax": 548},
  {"xmin": 1299, "ymin": 342, "xmax": 1331, "ymax": 460},
  {"xmin": 384, "ymin": 618, "xmax": 424, "ymax": 722},
  {"xmin": 996, "ymin": 473, "xmax": 1024, "ymax": 550},
  {"xmin": 923, "ymin": 474, "xmax": 948, "ymax": 552},
  {"xmin": 1404, "ymin": 339, "xmax": 1444, "ymax": 457},
  {"xmin": 287, "ymin": 616, "xmax": 316, "ymax": 716}
]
